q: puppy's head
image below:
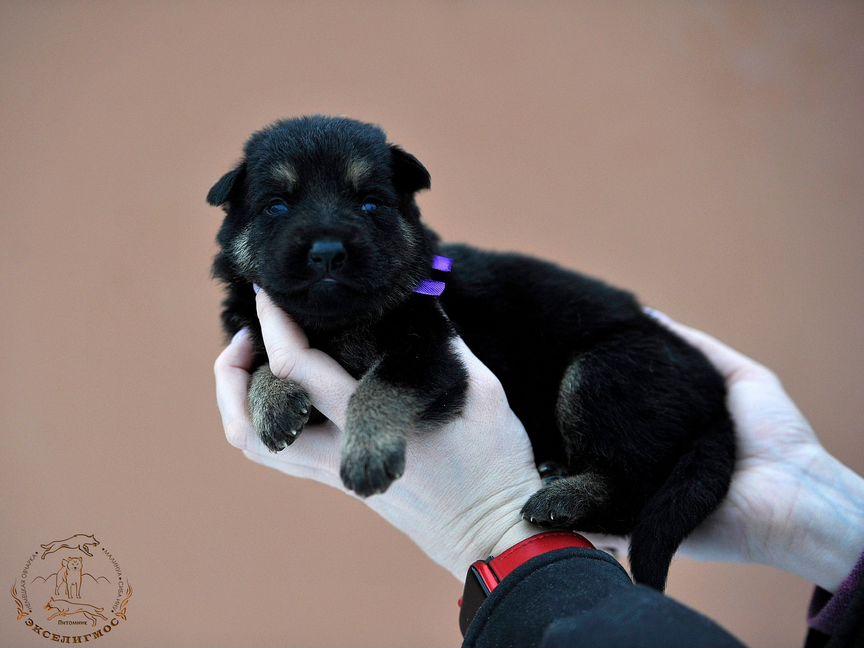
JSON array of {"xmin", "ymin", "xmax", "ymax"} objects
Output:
[{"xmin": 208, "ymin": 116, "xmax": 436, "ymax": 329}]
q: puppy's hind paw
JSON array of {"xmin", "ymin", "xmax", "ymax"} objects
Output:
[{"xmin": 521, "ymin": 472, "xmax": 607, "ymax": 529}]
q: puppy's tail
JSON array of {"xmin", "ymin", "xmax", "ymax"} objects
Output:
[{"xmin": 628, "ymin": 414, "xmax": 736, "ymax": 590}]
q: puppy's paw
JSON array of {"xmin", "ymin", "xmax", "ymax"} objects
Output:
[
  {"xmin": 521, "ymin": 472, "xmax": 607, "ymax": 528},
  {"xmin": 249, "ymin": 366, "xmax": 311, "ymax": 452},
  {"xmin": 254, "ymin": 393, "xmax": 311, "ymax": 452},
  {"xmin": 339, "ymin": 432, "xmax": 406, "ymax": 497}
]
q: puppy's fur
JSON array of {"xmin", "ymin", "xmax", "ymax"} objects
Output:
[{"xmin": 208, "ymin": 116, "xmax": 735, "ymax": 590}]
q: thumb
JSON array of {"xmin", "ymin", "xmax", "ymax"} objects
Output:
[
  {"xmin": 644, "ymin": 307, "xmax": 770, "ymax": 383},
  {"xmin": 255, "ymin": 287, "xmax": 357, "ymax": 429}
]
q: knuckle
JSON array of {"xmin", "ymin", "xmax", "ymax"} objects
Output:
[
  {"xmin": 758, "ymin": 366, "xmax": 782, "ymax": 387},
  {"xmin": 731, "ymin": 361, "xmax": 780, "ymax": 387},
  {"xmin": 213, "ymin": 351, "xmax": 229, "ymax": 376},
  {"xmin": 267, "ymin": 346, "xmax": 299, "ymax": 380},
  {"xmin": 223, "ymin": 419, "xmax": 248, "ymax": 449},
  {"xmin": 750, "ymin": 362, "xmax": 779, "ymax": 383}
]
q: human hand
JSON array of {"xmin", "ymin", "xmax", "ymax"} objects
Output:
[
  {"xmin": 646, "ymin": 309, "xmax": 864, "ymax": 592},
  {"xmin": 214, "ymin": 290, "xmax": 548, "ymax": 579}
]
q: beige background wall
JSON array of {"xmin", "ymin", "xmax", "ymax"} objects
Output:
[{"xmin": 2, "ymin": 1, "xmax": 862, "ymax": 646}]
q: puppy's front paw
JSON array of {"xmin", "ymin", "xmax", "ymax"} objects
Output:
[
  {"xmin": 340, "ymin": 433, "xmax": 406, "ymax": 497},
  {"xmin": 521, "ymin": 472, "xmax": 607, "ymax": 528},
  {"xmin": 255, "ymin": 393, "xmax": 311, "ymax": 452},
  {"xmin": 249, "ymin": 366, "xmax": 311, "ymax": 452}
]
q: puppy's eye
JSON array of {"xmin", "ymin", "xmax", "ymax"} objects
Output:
[
  {"xmin": 360, "ymin": 201, "xmax": 378, "ymax": 214},
  {"xmin": 265, "ymin": 200, "xmax": 289, "ymax": 216}
]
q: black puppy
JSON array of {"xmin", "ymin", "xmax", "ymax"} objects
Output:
[{"xmin": 208, "ymin": 115, "xmax": 735, "ymax": 590}]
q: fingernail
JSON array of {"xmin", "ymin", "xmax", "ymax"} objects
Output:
[
  {"xmin": 253, "ymin": 283, "xmax": 261, "ymax": 295},
  {"xmin": 232, "ymin": 327, "xmax": 250, "ymax": 343},
  {"xmin": 643, "ymin": 306, "xmax": 670, "ymax": 323}
]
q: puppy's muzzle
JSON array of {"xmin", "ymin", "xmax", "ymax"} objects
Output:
[{"xmin": 308, "ymin": 239, "xmax": 347, "ymax": 274}]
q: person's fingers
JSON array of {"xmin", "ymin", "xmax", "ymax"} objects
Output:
[
  {"xmin": 214, "ymin": 328, "xmax": 256, "ymax": 449},
  {"xmin": 214, "ymin": 327, "xmax": 344, "ymax": 471},
  {"xmin": 242, "ymin": 449, "xmax": 347, "ymax": 490},
  {"xmin": 644, "ymin": 307, "xmax": 770, "ymax": 382},
  {"xmin": 255, "ymin": 289, "xmax": 357, "ymax": 429},
  {"xmin": 450, "ymin": 335, "xmax": 497, "ymax": 384},
  {"xmin": 449, "ymin": 336, "xmax": 511, "ymax": 416},
  {"xmin": 241, "ymin": 422, "xmax": 343, "ymax": 474}
]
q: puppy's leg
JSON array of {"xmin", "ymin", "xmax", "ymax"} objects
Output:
[
  {"xmin": 340, "ymin": 340, "xmax": 468, "ymax": 497},
  {"xmin": 538, "ymin": 330, "xmax": 734, "ymax": 589},
  {"xmin": 521, "ymin": 356, "xmax": 608, "ymax": 527},
  {"xmin": 339, "ymin": 365, "xmax": 413, "ymax": 497},
  {"xmin": 249, "ymin": 365, "xmax": 312, "ymax": 452}
]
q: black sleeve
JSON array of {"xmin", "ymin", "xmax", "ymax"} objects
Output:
[
  {"xmin": 462, "ymin": 548, "xmax": 745, "ymax": 648},
  {"xmin": 804, "ymin": 582, "xmax": 864, "ymax": 648}
]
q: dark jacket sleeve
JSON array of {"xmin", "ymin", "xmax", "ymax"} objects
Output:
[
  {"xmin": 462, "ymin": 548, "xmax": 745, "ymax": 648},
  {"xmin": 804, "ymin": 548, "xmax": 864, "ymax": 648}
]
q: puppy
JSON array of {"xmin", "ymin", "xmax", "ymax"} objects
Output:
[{"xmin": 208, "ymin": 115, "xmax": 735, "ymax": 590}]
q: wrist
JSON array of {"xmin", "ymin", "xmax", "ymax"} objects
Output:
[
  {"xmin": 459, "ymin": 529, "xmax": 595, "ymax": 636},
  {"xmin": 489, "ymin": 519, "xmax": 547, "ymax": 558},
  {"xmin": 762, "ymin": 449, "xmax": 864, "ymax": 591},
  {"xmin": 448, "ymin": 475, "xmax": 544, "ymax": 578}
]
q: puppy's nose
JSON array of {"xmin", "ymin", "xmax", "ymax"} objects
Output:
[{"xmin": 308, "ymin": 240, "xmax": 347, "ymax": 273}]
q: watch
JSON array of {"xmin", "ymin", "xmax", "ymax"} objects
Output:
[{"xmin": 458, "ymin": 530, "xmax": 595, "ymax": 635}]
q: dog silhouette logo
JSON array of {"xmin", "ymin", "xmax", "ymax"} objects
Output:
[
  {"xmin": 44, "ymin": 597, "xmax": 108, "ymax": 627},
  {"xmin": 40, "ymin": 534, "xmax": 101, "ymax": 559},
  {"xmin": 10, "ymin": 532, "xmax": 133, "ymax": 643},
  {"xmin": 55, "ymin": 557, "xmax": 84, "ymax": 599}
]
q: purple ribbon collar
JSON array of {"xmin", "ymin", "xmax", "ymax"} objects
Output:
[{"xmin": 414, "ymin": 255, "xmax": 452, "ymax": 297}]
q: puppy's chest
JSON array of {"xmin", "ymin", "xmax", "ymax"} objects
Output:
[{"xmin": 315, "ymin": 328, "xmax": 381, "ymax": 379}]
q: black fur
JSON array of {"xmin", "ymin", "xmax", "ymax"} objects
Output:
[{"xmin": 208, "ymin": 115, "xmax": 736, "ymax": 590}]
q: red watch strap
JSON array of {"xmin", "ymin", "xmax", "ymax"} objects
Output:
[
  {"xmin": 488, "ymin": 531, "xmax": 595, "ymax": 583},
  {"xmin": 458, "ymin": 531, "xmax": 595, "ymax": 635}
]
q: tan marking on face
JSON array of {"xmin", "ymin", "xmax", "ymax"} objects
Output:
[
  {"xmin": 271, "ymin": 162, "xmax": 298, "ymax": 188},
  {"xmin": 346, "ymin": 158, "xmax": 372, "ymax": 189},
  {"xmin": 230, "ymin": 225, "xmax": 257, "ymax": 274}
]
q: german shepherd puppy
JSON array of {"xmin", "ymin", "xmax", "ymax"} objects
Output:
[{"xmin": 208, "ymin": 115, "xmax": 735, "ymax": 590}]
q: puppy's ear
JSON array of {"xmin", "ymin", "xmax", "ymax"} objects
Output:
[
  {"xmin": 207, "ymin": 162, "xmax": 246, "ymax": 206},
  {"xmin": 390, "ymin": 145, "xmax": 431, "ymax": 194}
]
